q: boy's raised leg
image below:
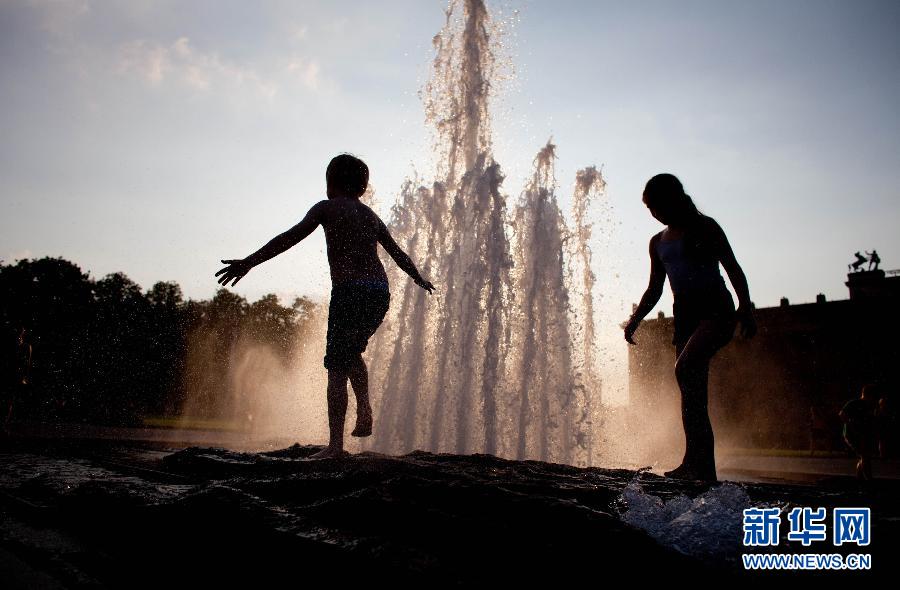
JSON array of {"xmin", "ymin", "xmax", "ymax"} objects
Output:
[
  {"xmin": 310, "ymin": 367, "xmax": 351, "ymax": 459},
  {"xmin": 349, "ymin": 353, "xmax": 373, "ymax": 437}
]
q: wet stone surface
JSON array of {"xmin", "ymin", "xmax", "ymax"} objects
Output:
[{"xmin": 1, "ymin": 439, "xmax": 897, "ymax": 585}]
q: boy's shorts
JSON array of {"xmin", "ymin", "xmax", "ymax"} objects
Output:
[{"xmin": 323, "ymin": 280, "xmax": 390, "ymax": 371}]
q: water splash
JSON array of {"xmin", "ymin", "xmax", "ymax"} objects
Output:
[
  {"xmin": 364, "ymin": 0, "xmax": 607, "ymax": 466},
  {"xmin": 566, "ymin": 166, "xmax": 607, "ymax": 464},
  {"xmin": 620, "ymin": 478, "xmax": 751, "ymax": 560},
  {"xmin": 179, "ymin": 315, "xmax": 330, "ymax": 447},
  {"xmin": 507, "ymin": 140, "xmax": 575, "ymax": 463}
]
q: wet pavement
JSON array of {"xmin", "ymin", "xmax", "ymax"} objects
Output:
[{"xmin": 1, "ymin": 432, "xmax": 898, "ymax": 586}]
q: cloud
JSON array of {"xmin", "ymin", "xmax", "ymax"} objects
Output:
[
  {"xmin": 27, "ymin": 0, "xmax": 90, "ymax": 38},
  {"xmin": 286, "ymin": 58, "xmax": 320, "ymax": 90},
  {"xmin": 117, "ymin": 39, "xmax": 170, "ymax": 85},
  {"xmin": 11, "ymin": 1, "xmax": 327, "ymax": 106},
  {"xmin": 116, "ymin": 36, "xmax": 321, "ymax": 98},
  {"xmin": 117, "ymin": 36, "xmax": 278, "ymax": 97}
]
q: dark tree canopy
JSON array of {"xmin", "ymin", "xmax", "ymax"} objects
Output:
[{"xmin": 0, "ymin": 256, "xmax": 321, "ymax": 426}]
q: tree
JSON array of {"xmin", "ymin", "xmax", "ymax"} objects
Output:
[{"xmin": 0, "ymin": 257, "xmax": 324, "ymax": 425}]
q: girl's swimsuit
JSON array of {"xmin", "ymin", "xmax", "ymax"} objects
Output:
[
  {"xmin": 323, "ymin": 277, "xmax": 390, "ymax": 370},
  {"xmin": 656, "ymin": 236, "xmax": 736, "ymax": 350}
]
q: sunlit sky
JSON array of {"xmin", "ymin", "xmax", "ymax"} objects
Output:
[{"xmin": 3, "ymin": 0, "xmax": 899, "ymax": 319}]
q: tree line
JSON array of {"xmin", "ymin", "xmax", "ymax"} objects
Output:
[{"xmin": 0, "ymin": 256, "xmax": 320, "ymax": 426}]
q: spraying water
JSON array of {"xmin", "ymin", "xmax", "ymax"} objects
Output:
[
  {"xmin": 178, "ymin": 0, "xmax": 609, "ymax": 465},
  {"xmin": 363, "ymin": 0, "xmax": 607, "ymax": 466}
]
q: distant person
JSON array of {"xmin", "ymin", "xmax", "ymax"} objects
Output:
[
  {"xmin": 216, "ymin": 154, "xmax": 435, "ymax": 459},
  {"xmin": 849, "ymin": 251, "xmax": 867, "ymax": 272},
  {"xmin": 839, "ymin": 384, "xmax": 879, "ymax": 480},
  {"xmin": 623, "ymin": 173, "xmax": 756, "ymax": 482},
  {"xmin": 866, "ymin": 249, "xmax": 881, "ymax": 271}
]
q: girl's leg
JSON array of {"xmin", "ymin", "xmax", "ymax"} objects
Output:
[
  {"xmin": 670, "ymin": 319, "xmax": 732, "ymax": 479},
  {"xmin": 311, "ymin": 367, "xmax": 351, "ymax": 458},
  {"xmin": 348, "ymin": 353, "xmax": 373, "ymax": 437}
]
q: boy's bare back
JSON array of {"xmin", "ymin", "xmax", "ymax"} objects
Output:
[
  {"xmin": 318, "ymin": 198, "xmax": 389, "ymax": 286},
  {"xmin": 298, "ymin": 196, "xmax": 433, "ymax": 292}
]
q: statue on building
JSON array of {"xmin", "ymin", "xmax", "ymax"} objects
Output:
[
  {"xmin": 866, "ymin": 250, "xmax": 881, "ymax": 271},
  {"xmin": 849, "ymin": 251, "xmax": 868, "ymax": 272}
]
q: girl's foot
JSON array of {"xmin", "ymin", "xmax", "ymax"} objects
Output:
[
  {"xmin": 351, "ymin": 407, "xmax": 372, "ymax": 437},
  {"xmin": 664, "ymin": 463, "xmax": 717, "ymax": 482},
  {"xmin": 310, "ymin": 446, "xmax": 349, "ymax": 459}
]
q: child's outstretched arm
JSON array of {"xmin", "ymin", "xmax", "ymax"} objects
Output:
[
  {"xmin": 376, "ymin": 218, "xmax": 435, "ymax": 294},
  {"xmin": 623, "ymin": 233, "xmax": 666, "ymax": 344},
  {"xmin": 215, "ymin": 201, "xmax": 326, "ymax": 287}
]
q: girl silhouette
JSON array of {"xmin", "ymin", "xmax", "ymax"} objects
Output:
[{"xmin": 624, "ymin": 173, "xmax": 756, "ymax": 481}]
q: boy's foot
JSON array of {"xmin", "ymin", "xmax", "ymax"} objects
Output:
[
  {"xmin": 351, "ymin": 409, "xmax": 373, "ymax": 437},
  {"xmin": 664, "ymin": 463, "xmax": 717, "ymax": 482},
  {"xmin": 309, "ymin": 446, "xmax": 349, "ymax": 460}
]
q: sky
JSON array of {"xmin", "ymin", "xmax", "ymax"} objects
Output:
[{"xmin": 2, "ymin": 0, "xmax": 899, "ymax": 319}]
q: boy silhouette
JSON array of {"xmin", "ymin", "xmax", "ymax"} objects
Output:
[{"xmin": 216, "ymin": 154, "xmax": 435, "ymax": 459}]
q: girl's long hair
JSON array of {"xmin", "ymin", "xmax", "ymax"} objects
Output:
[{"xmin": 644, "ymin": 173, "xmax": 715, "ymax": 262}]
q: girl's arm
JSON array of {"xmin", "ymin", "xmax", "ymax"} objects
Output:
[
  {"xmin": 707, "ymin": 217, "xmax": 757, "ymax": 337},
  {"xmin": 624, "ymin": 233, "xmax": 666, "ymax": 344}
]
